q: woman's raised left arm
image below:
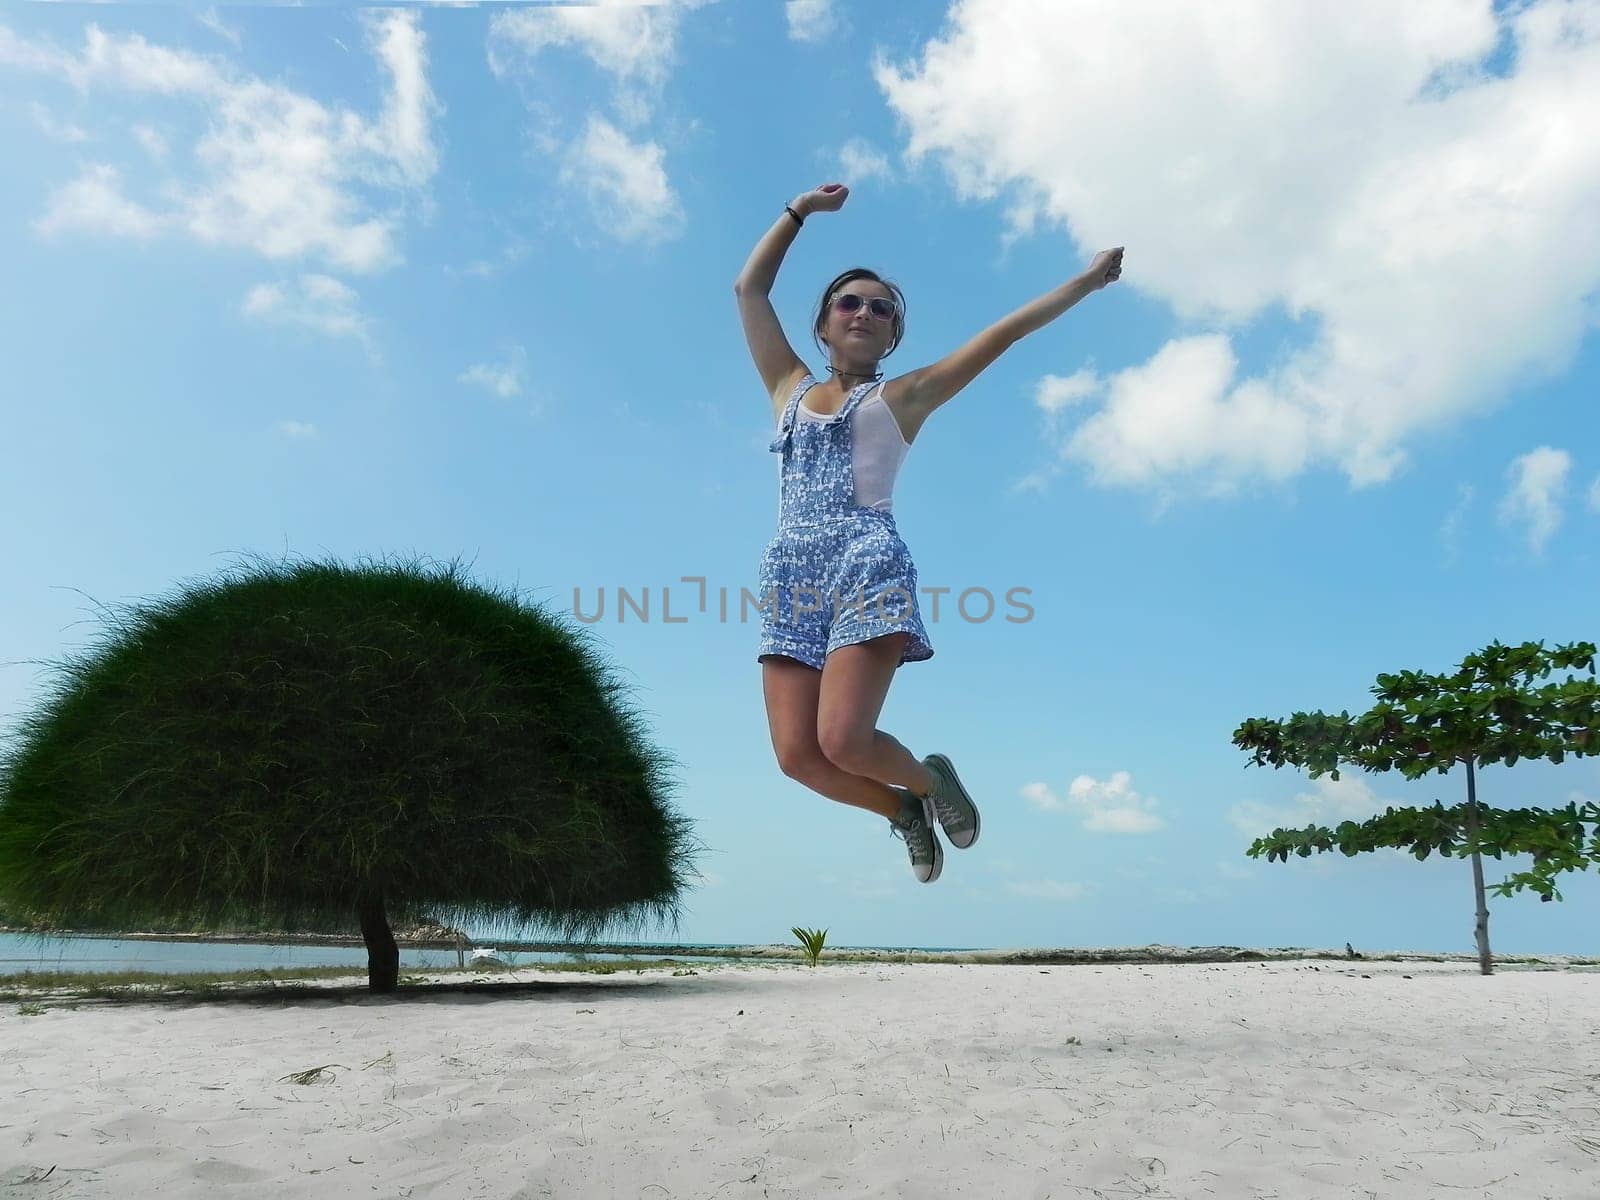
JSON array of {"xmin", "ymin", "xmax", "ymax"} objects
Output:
[{"xmin": 891, "ymin": 248, "xmax": 1123, "ymax": 430}]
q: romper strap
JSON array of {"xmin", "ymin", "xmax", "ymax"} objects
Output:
[
  {"xmin": 837, "ymin": 378, "xmax": 882, "ymax": 422},
  {"xmin": 768, "ymin": 372, "xmax": 815, "ymax": 453}
]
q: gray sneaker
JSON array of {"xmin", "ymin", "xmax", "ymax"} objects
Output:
[
  {"xmin": 888, "ymin": 789, "xmax": 943, "ymax": 883},
  {"xmin": 921, "ymin": 753, "xmax": 981, "ymax": 849}
]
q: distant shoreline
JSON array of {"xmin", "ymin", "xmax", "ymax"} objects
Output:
[{"xmin": 3, "ymin": 927, "xmax": 1595, "ymax": 966}]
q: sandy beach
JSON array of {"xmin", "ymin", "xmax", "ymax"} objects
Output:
[{"xmin": 3, "ymin": 959, "xmax": 1596, "ymax": 1199}]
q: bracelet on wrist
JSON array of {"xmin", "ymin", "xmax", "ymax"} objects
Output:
[{"xmin": 783, "ymin": 204, "xmax": 804, "ymax": 228}]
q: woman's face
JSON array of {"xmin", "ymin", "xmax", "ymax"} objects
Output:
[{"xmin": 823, "ymin": 280, "xmax": 898, "ymax": 362}]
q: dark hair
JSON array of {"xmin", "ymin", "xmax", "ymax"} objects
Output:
[{"xmin": 812, "ymin": 267, "xmax": 906, "ymax": 361}]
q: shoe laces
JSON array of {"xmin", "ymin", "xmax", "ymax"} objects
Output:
[
  {"xmin": 889, "ymin": 801, "xmax": 936, "ymax": 858},
  {"xmin": 928, "ymin": 789, "xmax": 959, "ymax": 826}
]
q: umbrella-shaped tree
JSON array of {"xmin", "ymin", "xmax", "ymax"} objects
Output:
[
  {"xmin": 0, "ymin": 556, "xmax": 700, "ymax": 992},
  {"xmin": 1233, "ymin": 639, "xmax": 1600, "ymax": 975}
]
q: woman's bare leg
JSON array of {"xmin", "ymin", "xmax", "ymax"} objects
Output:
[
  {"xmin": 817, "ymin": 634, "xmax": 938, "ymax": 797},
  {"xmin": 762, "ymin": 650, "xmax": 927, "ymax": 820}
]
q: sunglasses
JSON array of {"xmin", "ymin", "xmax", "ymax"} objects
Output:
[{"xmin": 831, "ymin": 292, "xmax": 899, "ymax": 320}]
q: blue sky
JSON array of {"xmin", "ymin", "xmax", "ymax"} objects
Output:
[{"xmin": 3, "ymin": 0, "xmax": 1598, "ymax": 955}]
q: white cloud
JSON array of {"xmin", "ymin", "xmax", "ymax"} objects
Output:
[
  {"xmin": 20, "ymin": 23, "xmax": 230, "ymax": 93},
  {"xmin": 4, "ymin": 12, "xmax": 438, "ymax": 273},
  {"xmin": 1006, "ymin": 879, "xmax": 1089, "ymax": 901},
  {"xmin": 278, "ymin": 420, "xmax": 319, "ymax": 439},
  {"xmin": 1068, "ymin": 772, "xmax": 1166, "ymax": 833},
  {"xmin": 1035, "ymin": 369, "xmax": 1102, "ymax": 415},
  {"xmin": 0, "ymin": 26, "xmax": 75, "ymax": 77},
  {"xmin": 488, "ymin": 1, "xmax": 685, "ymax": 91},
  {"xmin": 196, "ymin": 7, "xmax": 241, "ymax": 49},
  {"xmin": 1498, "ymin": 445, "xmax": 1571, "ymax": 553},
  {"xmin": 486, "ymin": 2, "xmax": 704, "ymax": 238},
  {"xmin": 1011, "ymin": 463, "xmax": 1062, "ymax": 496},
  {"xmin": 459, "ymin": 346, "xmax": 527, "ymax": 399},
  {"xmin": 1227, "ymin": 773, "xmax": 1386, "ymax": 840},
  {"xmin": 1020, "ymin": 781, "xmax": 1064, "ymax": 812},
  {"xmin": 1064, "ymin": 336, "xmax": 1316, "ymax": 495},
  {"xmin": 131, "ymin": 123, "xmax": 167, "ymax": 160},
  {"xmin": 876, "ymin": 0, "xmax": 1600, "ymax": 497},
  {"xmin": 1439, "ymin": 482, "xmax": 1474, "ymax": 565},
  {"xmin": 34, "ymin": 164, "xmax": 165, "ymax": 239},
  {"xmin": 1022, "ymin": 770, "xmax": 1166, "ymax": 833},
  {"xmin": 243, "ymin": 274, "xmax": 371, "ymax": 345},
  {"xmin": 367, "ymin": 8, "xmax": 439, "ymax": 186},
  {"xmin": 836, "ymin": 137, "xmax": 892, "ymax": 183},
  {"xmin": 560, "ymin": 115, "xmax": 682, "ymax": 243},
  {"xmin": 448, "ymin": 236, "xmax": 531, "ymax": 280},
  {"xmin": 1227, "ymin": 774, "xmax": 1419, "ymax": 870},
  {"xmin": 28, "ymin": 100, "xmax": 87, "ymax": 142},
  {"xmin": 787, "ymin": 0, "xmax": 841, "ymax": 44}
]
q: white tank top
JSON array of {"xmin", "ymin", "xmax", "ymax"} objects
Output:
[{"xmin": 793, "ymin": 380, "xmax": 911, "ymax": 512}]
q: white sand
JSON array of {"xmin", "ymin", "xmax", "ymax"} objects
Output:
[{"xmin": 3, "ymin": 960, "xmax": 1596, "ymax": 1199}]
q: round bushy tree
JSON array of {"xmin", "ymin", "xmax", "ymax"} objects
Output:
[{"xmin": 0, "ymin": 556, "xmax": 699, "ymax": 992}]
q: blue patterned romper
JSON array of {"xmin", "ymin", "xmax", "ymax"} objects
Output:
[{"xmin": 755, "ymin": 372, "xmax": 936, "ymax": 671}]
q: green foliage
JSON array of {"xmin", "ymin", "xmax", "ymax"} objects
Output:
[
  {"xmin": 1236, "ymin": 640, "xmax": 1597, "ymax": 780},
  {"xmin": 1234, "ymin": 640, "xmax": 1600, "ymax": 901},
  {"xmin": 791, "ymin": 925, "xmax": 828, "ymax": 967},
  {"xmin": 1245, "ymin": 799, "xmax": 1600, "ymax": 900},
  {"xmin": 0, "ymin": 555, "xmax": 701, "ymax": 947}
]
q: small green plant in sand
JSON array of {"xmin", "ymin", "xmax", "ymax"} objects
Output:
[
  {"xmin": 17, "ymin": 1002, "xmax": 46, "ymax": 1016},
  {"xmin": 791, "ymin": 926, "xmax": 828, "ymax": 967}
]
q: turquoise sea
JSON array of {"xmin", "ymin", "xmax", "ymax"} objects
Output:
[{"xmin": 0, "ymin": 932, "xmax": 726, "ymax": 976}]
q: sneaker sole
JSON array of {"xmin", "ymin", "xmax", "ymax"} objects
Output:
[
  {"xmin": 925, "ymin": 753, "xmax": 980, "ymax": 849},
  {"xmin": 898, "ymin": 787, "xmax": 944, "ymax": 883},
  {"xmin": 921, "ymin": 830, "xmax": 944, "ymax": 883}
]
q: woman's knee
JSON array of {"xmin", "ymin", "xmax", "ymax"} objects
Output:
[
  {"xmin": 775, "ymin": 741, "xmax": 831, "ymax": 782},
  {"xmin": 817, "ymin": 723, "xmax": 874, "ymax": 772}
]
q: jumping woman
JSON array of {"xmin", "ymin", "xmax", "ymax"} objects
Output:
[{"xmin": 735, "ymin": 180, "xmax": 1123, "ymax": 884}]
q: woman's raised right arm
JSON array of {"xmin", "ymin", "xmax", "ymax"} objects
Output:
[{"xmin": 734, "ymin": 183, "xmax": 848, "ymax": 407}]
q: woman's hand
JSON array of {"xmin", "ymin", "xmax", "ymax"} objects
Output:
[
  {"xmin": 1084, "ymin": 247, "xmax": 1124, "ymax": 291},
  {"xmin": 794, "ymin": 182, "xmax": 849, "ymax": 218}
]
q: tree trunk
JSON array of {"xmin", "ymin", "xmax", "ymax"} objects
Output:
[
  {"xmin": 1464, "ymin": 760, "xmax": 1493, "ymax": 976},
  {"xmin": 359, "ymin": 894, "xmax": 400, "ymax": 993}
]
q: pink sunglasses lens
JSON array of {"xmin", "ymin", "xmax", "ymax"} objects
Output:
[{"xmin": 835, "ymin": 295, "xmax": 895, "ymax": 319}]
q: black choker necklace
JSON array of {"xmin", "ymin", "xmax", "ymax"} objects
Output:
[{"xmin": 828, "ymin": 365, "xmax": 883, "ymax": 383}]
